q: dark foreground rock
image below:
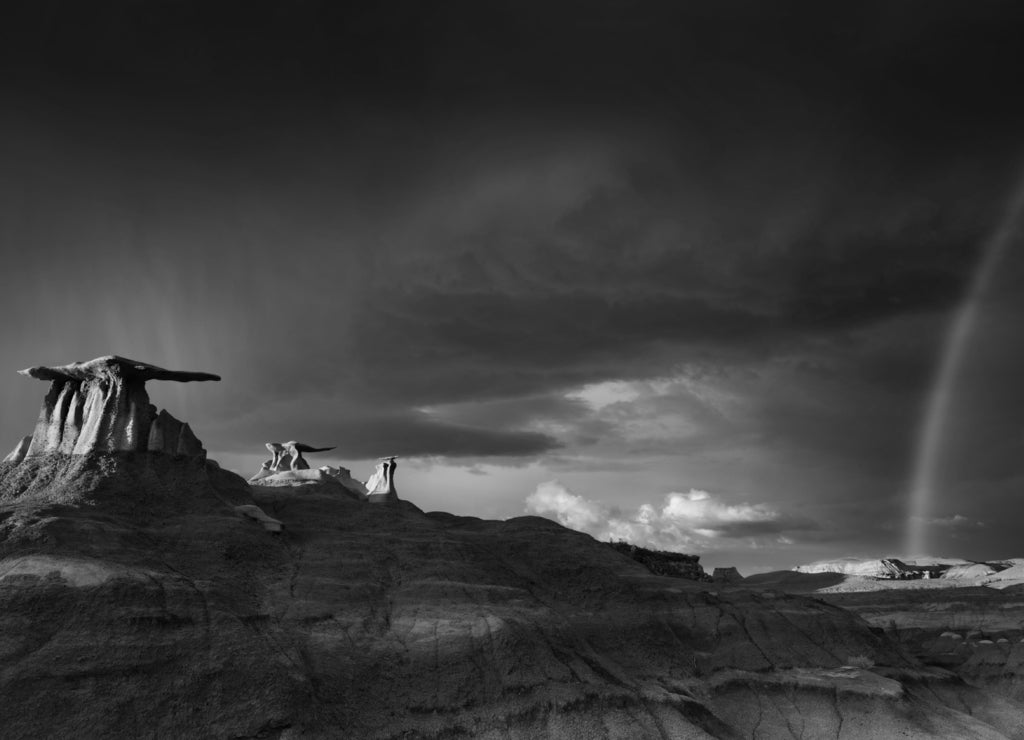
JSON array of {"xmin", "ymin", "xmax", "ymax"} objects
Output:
[
  {"xmin": 606, "ymin": 541, "xmax": 709, "ymax": 581},
  {"xmin": 1, "ymin": 458, "xmax": 1023, "ymax": 738}
]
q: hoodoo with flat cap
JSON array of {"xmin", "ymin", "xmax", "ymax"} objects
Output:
[{"xmin": 4, "ymin": 355, "xmax": 220, "ymax": 462}]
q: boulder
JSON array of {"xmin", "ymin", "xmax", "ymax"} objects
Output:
[{"xmin": 234, "ymin": 504, "xmax": 284, "ymax": 533}]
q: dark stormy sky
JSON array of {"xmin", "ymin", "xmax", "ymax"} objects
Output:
[{"xmin": 2, "ymin": 1, "xmax": 1024, "ymax": 572}]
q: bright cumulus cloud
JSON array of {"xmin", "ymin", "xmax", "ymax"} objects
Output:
[{"xmin": 525, "ymin": 481, "xmax": 814, "ymax": 552}]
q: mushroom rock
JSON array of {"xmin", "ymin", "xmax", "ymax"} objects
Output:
[
  {"xmin": 259, "ymin": 441, "xmax": 335, "ymax": 475},
  {"xmin": 12, "ymin": 355, "xmax": 219, "ymax": 459},
  {"xmin": 250, "ymin": 441, "xmax": 337, "ymax": 483},
  {"xmin": 364, "ymin": 456, "xmax": 398, "ymax": 504}
]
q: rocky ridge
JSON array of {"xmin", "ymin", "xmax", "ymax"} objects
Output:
[
  {"xmin": 1, "ymin": 357, "xmax": 1023, "ymax": 737},
  {"xmin": 606, "ymin": 541, "xmax": 710, "ymax": 581},
  {"xmin": 3, "ymin": 465, "xmax": 1023, "ymax": 738},
  {"xmin": 792, "ymin": 556, "xmax": 1024, "ymax": 584}
]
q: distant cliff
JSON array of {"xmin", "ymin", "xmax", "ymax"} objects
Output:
[{"xmin": 607, "ymin": 541, "xmax": 710, "ymax": 581}]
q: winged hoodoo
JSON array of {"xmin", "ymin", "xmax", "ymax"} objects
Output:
[
  {"xmin": 4, "ymin": 355, "xmax": 219, "ymax": 462},
  {"xmin": 248, "ymin": 441, "xmax": 371, "ymax": 499}
]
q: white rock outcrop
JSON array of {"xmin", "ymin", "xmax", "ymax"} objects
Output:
[
  {"xmin": 942, "ymin": 563, "xmax": 997, "ymax": 580},
  {"xmin": 249, "ymin": 455, "xmax": 369, "ymax": 499},
  {"xmin": 3, "ymin": 436, "xmax": 31, "ymax": 464},
  {"xmin": 320, "ymin": 466, "xmax": 368, "ymax": 497},
  {"xmin": 7, "ymin": 355, "xmax": 219, "ymax": 460},
  {"xmin": 252, "ymin": 441, "xmax": 336, "ymax": 480},
  {"xmin": 365, "ymin": 456, "xmax": 398, "ymax": 504},
  {"xmin": 793, "ymin": 557, "xmax": 913, "ymax": 579}
]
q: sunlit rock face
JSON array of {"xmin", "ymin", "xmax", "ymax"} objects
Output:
[
  {"xmin": 249, "ymin": 441, "xmax": 336, "ymax": 482},
  {"xmin": 3, "ymin": 436, "xmax": 31, "ymax": 464},
  {"xmin": 9, "ymin": 356, "xmax": 219, "ymax": 459},
  {"xmin": 794, "ymin": 557, "xmax": 914, "ymax": 579},
  {"xmin": 364, "ymin": 456, "xmax": 397, "ymax": 503}
]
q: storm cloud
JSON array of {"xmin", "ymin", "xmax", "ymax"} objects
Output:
[{"xmin": 2, "ymin": 1, "xmax": 1024, "ymax": 571}]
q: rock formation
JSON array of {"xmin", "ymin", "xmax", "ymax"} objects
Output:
[
  {"xmin": 247, "ymin": 442, "xmax": 369, "ymax": 498},
  {"xmin": 319, "ymin": 465, "xmax": 369, "ymax": 497},
  {"xmin": 712, "ymin": 566, "xmax": 744, "ymax": 584},
  {"xmin": 794, "ymin": 557, "xmax": 916, "ymax": 579},
  {"xmin": 364, "ymin": 455, "xmax": 398, "ymax": 503},
  {"xmin": 3, "ymin": 476, "xmax": 1020, "ymax": 739},
  {"xmin": 252, "ymin": 467, "xmax": 363, "ymax": 498},
  {"xmin": 607, "ymin": 541, "xmax": 709, "ymax": 580},
  {"xmin": 6, "ymin": 355, "xmax": 218, "ymax": 460},
  {"xmin": 250, "ymin": 441, "xmax": 335, "ymax": 482},
  {"xmin": 3, "ymin": 435, "xmax": 31, "ymax": 464}
]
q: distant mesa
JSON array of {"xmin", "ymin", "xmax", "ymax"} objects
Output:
[
  {"xmin": 606, "ymin": 541, "xmax": 710, "ymax": 581},
  {"xmin": 792, "ymin": 556, "xmax": 1017, "ymax": 581},
  {"xmin": 712, "ymin": 566, "xmax": 745, "ymax": 584},
  {"xmin": 4, "ymin": 355, "xmax": 219, "ymax": 463},
  {"xmin": 794, "ymin": 557, "xmax": 915, "ymax": 579}
]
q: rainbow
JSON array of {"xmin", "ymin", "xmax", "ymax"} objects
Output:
[{"xmin": 904, "ymin": 182, "xmax": 1024, "ymax": 557}]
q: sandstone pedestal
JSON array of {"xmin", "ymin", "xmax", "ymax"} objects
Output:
[{"xmin": 6, "ymin": 356, "xmax": 219, "ymax": 461}]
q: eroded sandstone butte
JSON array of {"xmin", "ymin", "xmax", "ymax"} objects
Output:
[{"xmin": 2, "ymin": 461, "xmax": 1024, "ymax": 738}]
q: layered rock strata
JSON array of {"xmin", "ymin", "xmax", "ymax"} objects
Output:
[
  {"xmin": 607, "ymin": 541, "xmax": 709, "ymax": 581},
  {"xmin": 8, "ymin": 355, "xmax": 219, "ymax": 460},
  {"xmin": 2, "ymin": 457, "xmax": 1024, "ymax": 737}
]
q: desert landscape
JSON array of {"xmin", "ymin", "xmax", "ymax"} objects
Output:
[
  {"xmin": 0, "ymin": 356, "xmax": 1022, "ymax": 738},
  {"xmin": 4, "ymin": 2, "xmax": 1024, "ymax": 738}
]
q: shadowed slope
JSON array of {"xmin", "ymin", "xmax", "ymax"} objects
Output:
[{"xmin": 0, "ymin": 463, "xmax": 1022, "ymax": 738}]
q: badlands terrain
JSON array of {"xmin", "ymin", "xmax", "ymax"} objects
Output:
[
  {"xmin": 3, "ymin": 451, "xmax": 1024, "ymax": 738},
  {"xmin": 1, "ymin": 357, "xmax": 1023, "ymax": 738},
  {"xmin": 747, "ymin": 557, "xmax": 1024, "ymax": 716}
]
